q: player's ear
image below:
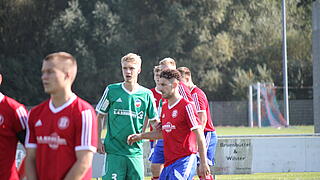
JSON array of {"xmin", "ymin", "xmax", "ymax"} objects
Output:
[
  {"xmin": 172, "ymin": 80, "xmax": 179, "ymax": 88},
  {"xmin": 0, "ymin": 74, "xmax": 2, "ymax": 85}
]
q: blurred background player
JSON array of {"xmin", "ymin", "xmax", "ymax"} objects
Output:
[
  {"xmin": 128, "ymin": 69, "xmax": 210, "ymax": 179},
  {"xmin": 0, "ymin": 73, "xmax": 28, "ymax": 180},
  {"xmin": 178, "ymin": 67, "xmax": 217, "ymax": 180},
  {"xmin": 95, "ymin": 53, "xmax": 158, "ymax": 180},
  {"xmin": 148, "ymin": 65, "xmax": 164, "ymax": 180},
  {"xmin": 25, "ymin": 52, "xmax": 98, "ymax": 180}
]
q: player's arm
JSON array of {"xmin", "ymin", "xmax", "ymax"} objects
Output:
[
  {"xmin": 97, "ymin": 113, "xmax": 106, "ymax": 154},
  {"xmin": 198, "ymin": 111, "xmax": 207, "ymax": 130},
  {"xmin": 142, "ymin": 117, "xmax": 149, "ymax": 133},
  {"xmin": 25, "ymin": 148, "xmax": 37, "ymax": 180},
  {"xmin": 63, "ymin": 150, "xmax": 93, "ymax": 180},
  {"xmin": 193, "ymin": 128, "xmax": 210, "ymax": 177},
  {"xmin": 127, "ymin": 129, "xmax": 163, "ymax": 145},
  {"xmin": 95, "ymin": 86, "xmax": 110, "ymax": 154}
]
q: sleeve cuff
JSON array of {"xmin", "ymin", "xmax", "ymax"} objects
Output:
[
  {"xmin": 190, "ymin": 125, "xmax": 201, "ymax": 131},
  {"xmin": 96, "ymin": 109, "xmax": 107, "ymax": 115},
  {"xmin": 25, "ymin": 143, "xmax": 37, "ymax": 149},
  {"xmin": 75, "ymin": 145, "xmax": 97, "ymax": 153}
]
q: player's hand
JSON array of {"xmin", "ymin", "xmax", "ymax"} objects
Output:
[
  {"xmin": 154, "ymin": 121, "xmax": 162, "ymax": 131},
  {"xmin": 198, "ymin": 162, "xmax": 210, "ymax": 178},
  {"xmin": 127, "ymin": 134, "xmax": 142, "ymax": 145},
  {"xmin": 97, "ymin": 141, "xmax": 105, "ymax": 154}
]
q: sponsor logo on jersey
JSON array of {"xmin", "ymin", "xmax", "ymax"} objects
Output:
[
  {"xmin": 172, "ymin": 110, "xmax": 178, "ymax": 118},
  {"xmin": 58, "ymin": 116, "xmax": 69, "ymax": 130},
  {"xmin": 35, "ymin": 119, "xmax": 42, "ymax": 127},
  {"xmin": 135, "ymin": 99, "xmax": 141, "ymax": 107},
  {"xmin": 0, "ymin": 114, "xmax": 4, "ymax": 125},
  {"xmin": 116, "ymin": 98, "xmax": 122, "ymax": 103},
  {"xmin": 162, "ymin": 114, "xmax": 165, "ymax": 119},
  {"xmin": 37, "ymin": 132, "xmax": 67, "ymax": 149},
  {"xmin": 162, "ymin": 122, "xmax": 176, "ymax": 132},
  {"xmin": 114, "ymin": 109, "xmax": 144, "ymax": 119}
]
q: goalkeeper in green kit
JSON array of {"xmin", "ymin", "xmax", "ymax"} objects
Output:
[{"xmin": 95, "ymin": 53, "xmax": 159, "ymax": 180}]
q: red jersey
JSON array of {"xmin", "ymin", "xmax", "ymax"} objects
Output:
[
  {"xmin": 161, "ymin": 97, "xmax": 201, "ymax": 167},
  {"xmin": 191, "ymin": 86, "xmax": 215, "ymax": 132},
  {"xmin": 26, "ymin": 94, "xmax": 98, "ymax": 180},
  {"xmin": 178, "ymin": 81, "xmax": 193, "ymax": 102},
  {"xmin": 0, "ymin": 93, "xmax": 28, "ymax": 180},
  {"xmin": 150, "ymin": 87, "xmax": 162, "ymax": 108}
]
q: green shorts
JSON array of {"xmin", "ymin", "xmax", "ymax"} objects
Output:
[{"xmin": 102, "ymin": 154, "xmax": 144, "ymax": 180}]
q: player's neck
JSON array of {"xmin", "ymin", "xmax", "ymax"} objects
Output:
[
  {"xmin": 50, "ymin": 89, "xmax": 74, "ymax": 108},
  {"xmin": 167, "ymin": 92, "xmax": 181, "ymax": 106},
  {"xmin": 123, "ymin": 81, "xmax": 139, "ymax": 92}
]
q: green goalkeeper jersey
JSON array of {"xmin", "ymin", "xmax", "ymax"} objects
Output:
[{"xmin": 96, "ymin": 82, "xmax": 158, "ymax": 156}]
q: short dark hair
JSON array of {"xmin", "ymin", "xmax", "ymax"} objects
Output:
[{"xmin": 160, "ymin": 69, "xmax": 181, "ymax": 82}]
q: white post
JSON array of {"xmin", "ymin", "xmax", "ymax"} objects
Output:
[
  {"xmin": 282, "ymin": 0, "xmax": 290, "ymax": 126},
  {"xmin": 257, "ymin": 83, "xmax": 262, "ymax": 128},
  {"xmin": 249, "ymin": 85, "xmax": 253, "ymax": 127}
]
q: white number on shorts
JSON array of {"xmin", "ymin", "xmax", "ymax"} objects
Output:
[{"xmin": 112, "ymin": 173, "xmax": 117, "ymax": 180}]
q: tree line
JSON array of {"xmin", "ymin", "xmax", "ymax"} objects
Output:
[{"xmin": 0, "ymin": 0, "xmax": 313, "ymax": 106}]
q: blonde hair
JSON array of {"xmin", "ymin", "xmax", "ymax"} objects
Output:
[
  {"xmin": 121, "ymin": 53, "xmax": 142, "ymax": 67},
  {"xmin": 43, "ymin": 52, "xmax": 77, "ymax": 82},
  {"xmin": 159, "ymin": 57, "xmax": 176, "ymax": 69}
]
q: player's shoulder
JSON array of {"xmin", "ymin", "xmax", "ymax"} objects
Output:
[
  {"xmin": 107, "ymin": 82, "xmax": 122, "ymax": 90},
  {"xmin": 192, "ymin": 86, "xmax": 207, "ymax": 96},
  {"xmin": 3, "ymin": 95, "xmax": 24, "ymax": 108},
  {"xmin": 29, "ymin": 99, "xmax": 50, "ymax": 115},
  {"xmin": 73, "ymin": 96, "xmax": 95, "ymax": 112},
  {"xmin": 138, "ymin": 85, "xmax": 153, "ymax": 95}
]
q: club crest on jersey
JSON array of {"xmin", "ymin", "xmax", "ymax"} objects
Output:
[
  {"xmin": 172, "ymin": 110, "xmax": 178, "ymax": 118},
  {"xmin": 162, "ymin": 122, "xmax": 176, "ymax": 132},
  {"xmin": 58, "ymin": 116, "xmax": 69, "ymax": 130},
  {"xmin": 0, "ymin": 114, "xmax": 4, "ymax": 125},
  {"xmin": 135, "ymin": 99, "xmax": 142, "ymax": 108}
]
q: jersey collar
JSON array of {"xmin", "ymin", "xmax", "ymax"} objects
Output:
[
  {"xmin": 190, "ymin": 85, "xmax": 197, "ymax": 92},
  {"xmin": 121, "ymin": 82, "xmax": 140, "ymax": 95},
  {"xmin": 168, "ymin": 97, "xmax": 182, "ymax": 109},
  {"xmin": 155, "ymin": 87, "xmax": 162, "ymax": 94},
  {"xmin": 49, "ymin": 93, "xmax": 77, "ymax": 113},
  {"xmin": 0, "ymin": 93, "xmax": 4, "ymax": 103}
]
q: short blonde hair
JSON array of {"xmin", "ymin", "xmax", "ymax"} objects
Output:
[
  {"xmin": 159, "ymin": 57, "xmax": 176, "ymax": 69},
  {"xmin": 121, "ymin": 53, "xmax": 142, "ymax": 67},
  {"xmin": 44, "ymin": 52, "xmax": 77, "ymax": 82}
]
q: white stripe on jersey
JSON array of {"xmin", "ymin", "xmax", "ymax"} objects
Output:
[
  {"xmin": 186, "ymin": 104, "xmax": 198, "ymax": 127},
  {"xmin": 192, "ymin": 93, "xmax": 201, "ymax": 111},
  {"xmin": 178, "ymin": 85, "xmax": 188, "ymax": 100},
  {"xmin": 81, "ymin": 109, "xmax": 93, "ymax": 147},
  {"xmin": 16, "ymin": 106, "xmax": 28, "ymax": 129},
  {"xmin": 96, "ymin": 87, "xmax": 109, "ymax": 112},
  {"xmin": 25, "ymin": 109, "xmax": 37, "ymax": 148}
]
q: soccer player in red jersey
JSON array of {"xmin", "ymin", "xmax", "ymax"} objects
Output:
[
  {"xmin": 178, "ymin": 67, "xmax": 217, "ymax": 180},
  {"xmin": 25, "ymin": 52, "xmax": 98, "ymax": 180},
  {"xmin": 0, "ymin": 73, "xmax": 28, "ymax": 180},
  {"xmin": 128, "ymin": 69, "xmax": 210, "ymax": 180}
]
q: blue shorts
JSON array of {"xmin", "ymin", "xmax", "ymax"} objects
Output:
[
  {"xmin": 150, "ymin": 139, "xmax": 165, "ymax": 164},
  {"xmin": 197, "ymin": 131, "xmax": 217, "ymax": 166},
  {"xmin": 148, "ymin": 141, "xmax": 155, "ymax": 161},
  {"xmin": 160, "ymin": 154, "xmax": 197, "ymax": 180}
]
